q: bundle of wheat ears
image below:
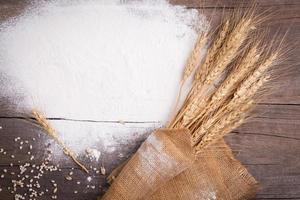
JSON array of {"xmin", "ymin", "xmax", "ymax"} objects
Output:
[
  {"xmin": 168, "ymin": 8, "xmax": 284, "ymax": 153},
  {"xmin": 31, "ymin": 5, "xmax": 286, "ymax": 200}
]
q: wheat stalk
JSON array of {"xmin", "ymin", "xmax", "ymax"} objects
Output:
[{"xmin": 32, "ymin": 110, "xmax": 89, "ymax": 173}]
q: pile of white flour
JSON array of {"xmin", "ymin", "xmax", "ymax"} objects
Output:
[{"xmin": 0, "ymin": 0, "xmax": 207, "ymax": 157}]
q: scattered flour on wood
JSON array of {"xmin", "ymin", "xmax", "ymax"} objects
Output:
[
  {"xmin": 0, "ymin": 0, "xmax": 207, "ymax": 158},
  {"xmin": 85, "ymin": 148, "xmax": 101, "ymax": 161}
]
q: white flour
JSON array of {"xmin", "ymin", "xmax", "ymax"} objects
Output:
[{"xmin": 0, "ymin": 0, "xmax": 207, "ymax": 158}]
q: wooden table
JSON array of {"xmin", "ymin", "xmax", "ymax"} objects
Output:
[{"xmin": 0, "ymin": 0, "xmax": 299, "ymax": 199}]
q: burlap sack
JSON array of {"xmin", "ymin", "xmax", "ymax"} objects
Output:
[
  {"xmin": 101, "ymin": 129, "xmax": 258, "ymax": 200},
  {"xmin": 102, "ymin": 129, "xmax": 194, "ymax": 200},
  {"xmin": 147, "ymin": 139, "xmax": 258, "ymax": 200}
]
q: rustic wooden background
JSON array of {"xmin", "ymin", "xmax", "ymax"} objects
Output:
[{"xmin": 0, "ymin": 0, "xmax": 299, "ymax": 199}]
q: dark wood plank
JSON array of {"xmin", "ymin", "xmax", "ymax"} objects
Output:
[
  {"xmin": 226, "ymin": 133, "xmax": 300, "ymax": 199},
  {"xmin": 228, "ymin": 104, "xmax": 300, "ymax": 199},
  {"xmin": 0, "ymin": 1, "xmax": 27, "ymax": 22},
  {"xmin": 238, "ymin": 104, "xmax": 300, "ymax": 138},
  {"xmin": 0, "ymin": 118, "xmax": 148, "ymax": 199}
]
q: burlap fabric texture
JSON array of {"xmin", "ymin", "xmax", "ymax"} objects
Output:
[{"xmin": 100, "ymin": 129, "xmax": 258, "ymax": 200}]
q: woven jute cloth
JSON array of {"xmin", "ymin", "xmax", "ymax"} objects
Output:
[{"xmin": 101, "ymin": 129, "xmax": 258, "ymax": 200}]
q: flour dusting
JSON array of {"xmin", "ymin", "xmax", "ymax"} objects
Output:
[
  {"xmin": 86, "ymin": 148, "xmax": 101, "ymax": 162},
  {"xmin": 137, "ymin": 133, "xmax": 180, "ymax": 185},
  {"xmin": 0, "ymin": 0, "xmax": 207, "ymax": 158}
]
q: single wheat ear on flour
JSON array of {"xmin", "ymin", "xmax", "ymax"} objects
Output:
[{"xmin": 31, "ymin": 110, "xmax": 89, "ymax": 173}]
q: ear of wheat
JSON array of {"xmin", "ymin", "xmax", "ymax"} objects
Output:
[
  {"xmin": 194, "ymin": 20, "xmax": 230, "ymax": 84},
  {"xmin": 182, "ymin": 33, "xmax": 208, "ymax": 83},
  {"xmin": 187, "ymin": 41, "xmax": 261, "ymax": 131},
  {"xmin": 172, "ymin": 33, "xmax": 208, "ymax": 114},
  {"xmin": 32, "ymin": 110, "xmax": 89, "ymax": 173}
]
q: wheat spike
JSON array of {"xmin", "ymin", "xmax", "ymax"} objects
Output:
[
  {"xmin": 213, "ymin": 44, "xmax": 261, "ymax": 102},
  {"xmin": 192, "ymin": 74, "xmax": 270, "ymax": 148},
  {"xmin": 204, "ymin": 18, "xmax": 254, "ymax": 85},
  {"xmin": 188, "ymin": 43, "xmax": 261, "ymax": 130},
  {"xmin": 32, "ymin": 110, "xmax": 89, "ymax": 173},
  {"xmin": 234, "ymin": 52, "xmax": 278, "ymax": 99},
  {"xmin": 168, "ymin": 33, "xmax": 208, "ymax": 127},
  {"xmin": 182, "ymin": 33, "xmax": 208, "ymax": 83},
  {"xmin": 168, "ymin": 20, "xmax": 230, "ymax": 128},
  {"xmin": 195, "ymin": 20, "xmax": 230, "ymax": 84},
  {"xmin": 195, "ymin": 100, "xmax": 253, "ymax": 152}
]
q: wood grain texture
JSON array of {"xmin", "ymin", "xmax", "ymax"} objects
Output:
[{"xmin": 0, "ymin": 0, "xmax": 299, "ymax": 200}]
